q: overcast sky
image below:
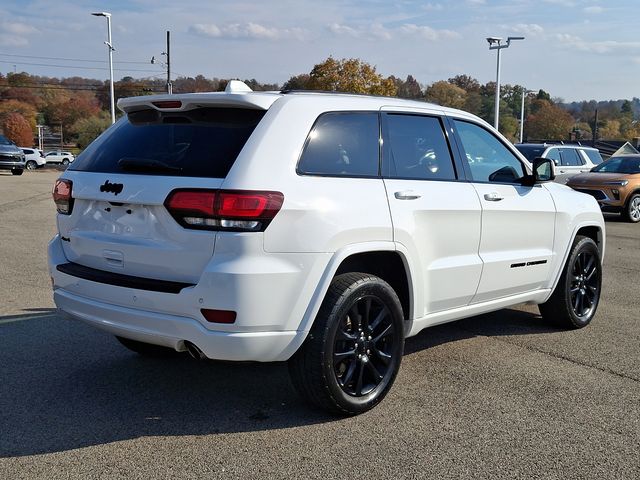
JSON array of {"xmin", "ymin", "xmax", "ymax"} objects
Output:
[{"xmin": 0, "ymin": 0, "xmax": 637, "ymax": 102}]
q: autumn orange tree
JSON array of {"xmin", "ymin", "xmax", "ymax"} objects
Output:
[
  {"xmin": 2, "ymin": 112, "xmax": 33, "ymax": 146},
  {"xmin": 424, "ymin": 81, "xmax": 467, "ymax": 109},
  {"xmin": 304, "ymin": 57, "xmax": 397, "ymax": 96},
  {"xmin": 525, "ymin": 100, "xmax": 575, "ymax": 140}
]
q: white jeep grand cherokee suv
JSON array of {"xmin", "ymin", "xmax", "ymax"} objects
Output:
[{"xmin": 49, "ymin": 83, "xmax": 605, "ymax": 414}]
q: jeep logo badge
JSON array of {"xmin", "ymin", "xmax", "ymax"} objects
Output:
[{"xmin": 100, "ymin": 180, "xmax": 123, "ymax": 195}]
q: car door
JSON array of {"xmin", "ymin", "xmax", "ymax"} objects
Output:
[
  {"xmin": 382, "ymin": 111, "xmax": 482, "ymax": 315},
  {"xmin": 450, "ymin": 119, "xmax": 556, "ymax": 303},
  {"xmin": 557, "ymin": 148, "xmax": 584, "ymax": 182}
]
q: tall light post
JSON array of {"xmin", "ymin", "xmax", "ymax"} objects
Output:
[
  {"xmin": 519, "ymin": 88, "xmax": 536, "ymax": 143},
  {"xmin": 486, "ymin": 36, "xmax": 524, "ymax": 130},
  {"xmin": 92, "ymin": 12, "xmax": 116, "ymax": 124}
]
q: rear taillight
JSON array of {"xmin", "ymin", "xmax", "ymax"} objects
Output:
[
  {"xmin": 165, "ymin": 189, "xmax": 284, "ymax": 232},
  {"xmin": 53, "ymin": 179, "xmax": 73, "ymax": 215}
]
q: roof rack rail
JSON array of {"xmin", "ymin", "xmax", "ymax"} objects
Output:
[{"xmin": 279, "ymin": 89, "xmax": 398, "ymax": 100}]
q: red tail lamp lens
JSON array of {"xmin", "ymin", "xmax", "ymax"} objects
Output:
[
  {"xmin": 217, "ymin": 191, "xmax": 284, "ymax": 218},
  {"xmin": 201, "ymin": 309, "xmax": 236, "ymax": 324},
  {"xmin": 165, "ymin": 190, "xmax": 216, "ymax": 217},
  {"xmin": 152, "ymin": 100, "xmax": 182, "ymax": 109},
  {"xmin": 53, "ymin": 179, "xmax": 73, "ymax": 215}
]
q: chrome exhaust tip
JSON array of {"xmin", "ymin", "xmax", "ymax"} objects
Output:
[{"xmin": 184, "ymin": 341, "xmax": 206, "ymax": 360}]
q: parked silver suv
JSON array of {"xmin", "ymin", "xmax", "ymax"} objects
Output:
[{"xmin": 515, "ymin": 143, "xmax": 603, "ymax": 184}]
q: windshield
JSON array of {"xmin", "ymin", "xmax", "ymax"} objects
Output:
[
  {"xmin": 592, "ymin": 156, "xmax": 640, "ymax": 174},
  {"xmin": 514, "ymin": 145, "xmax": 545, "ymax": 161},
  {"xmin": 69, "ymin": 107, "xmax": 266, "ymax": 178},
  {"xmin": 0, "ymin": 135, "xmax": 14, "ymax": 146}
]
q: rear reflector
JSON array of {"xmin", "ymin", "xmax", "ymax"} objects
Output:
[
  {"xmin": 52, "ymin": 179, "xmax": 73, "ymax": 215},
  {"xmin": 165, "ymin": 189, "xmax": 284, "ymax": 232},
  {"xmin": 201, "ymin": 309, "xmax": 236, "ymax": 324},
  {"xmin": 152, "ymin": 100, "xmax": 182, "ymax": 109}
]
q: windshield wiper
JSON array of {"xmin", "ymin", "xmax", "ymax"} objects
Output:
[{"xmin": 118, "ymin": 157, "xmax": 182, "ymax": 173}]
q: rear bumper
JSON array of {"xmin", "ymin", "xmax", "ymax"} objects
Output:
[
  {"xmin": 48, "ymin": 234, "xmax": 331, "ymax": 362},
  {"xmin": 54, "ymin": 288, "xmax": 299, "ymax": 361}
]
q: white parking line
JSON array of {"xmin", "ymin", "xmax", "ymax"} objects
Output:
[{"xmin": 0, "ymin": 313, "xmax": 58, "ymax": 325}]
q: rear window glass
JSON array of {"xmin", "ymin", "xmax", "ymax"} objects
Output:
[
  {"xmin": 69, "ymin": 107, "xmax": 265, "ymax": 178},
  {"xmin": 297, "ymin": 112, "xmax": 379, "ymax": 177}
]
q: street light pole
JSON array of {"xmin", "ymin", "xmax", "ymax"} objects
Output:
[
  {"xmin": 487, "ymin": 36, "xmax": 524, "ymax": 130},
  {"xmin": 92, "ymin": 12, "xmax": 116, "ymax": 124}
]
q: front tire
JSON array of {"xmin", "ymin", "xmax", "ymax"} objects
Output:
[
  {"xmin": 288, "ymin": 273, "xmax": 405, "ymax": 415},
  {"xmin": 624, "ymin": 193, "xmax": 640, "ymax": 223},
  {"xmin": 539, "ymin": 236, "xmax": 602, "ymax": 328},
  {"xmin": 11, "ymin": 168, "xmax": 23, "ymax": 176},
  {"xmin": 25, "ymin": 160, "xmax": 37, "ymax": 170}
]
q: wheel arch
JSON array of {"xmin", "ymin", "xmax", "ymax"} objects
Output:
[{"xmin": 289, "ymin": 242, "xmax": 416, "ymax": 357}]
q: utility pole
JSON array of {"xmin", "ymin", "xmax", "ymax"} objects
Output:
[
  {"xmin": 166, "ymin": 31, "xmax": 172, "ymax": 94},
  {"xmin": 592, "ymin": 109, "xmax": 599, "ymax": 143}
]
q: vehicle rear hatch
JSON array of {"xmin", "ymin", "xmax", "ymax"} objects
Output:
[{"xmin": 56, "ymin": 92, "xmax": 278, "ymax": 284}]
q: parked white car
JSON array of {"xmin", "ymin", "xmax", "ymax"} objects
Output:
[
  {"xmin": 45, "ymin": 151, "xmax": 75, "ymax": 165},
  {"xmin": 515, "ymin": 143, "xmax": 604, "ymax": 184},
  {"xmin": 49, "ymin": 83, "xmax": 606, "ymax": 414},
  {"xmin": 21, "ymin": 148, "xmax": 46, "ymax": 170}
]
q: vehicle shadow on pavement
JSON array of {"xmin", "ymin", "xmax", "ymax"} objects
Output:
[
  {"xmin": 0, "ymin": 307, "xmax": 556, "ymax": 457},
  {"xmin": 404, "ymin": 307, "xmax": 559, "ymax": 355}
]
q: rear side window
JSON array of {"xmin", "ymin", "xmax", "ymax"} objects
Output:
[
  {"xmin": 297, "ymin": 112, "xmax": 379, "ymax": 177},
  {"xmin": 582, "ymin": 149, "xmax": 603, "ymax": 165},
  {"xmin": 383, "ymin": 114, "xmax": 456, "ymax": 181},
  {"xmin": 514, "ymin": 145, "xmax": 545, "ymax": 161},
  {"xmin": 69, "ymin": 107, "xmax": 265, "ymax": 178},
  {"xmin": 559, "ymin": 148, "xmax": 583, "ymax": 166}
]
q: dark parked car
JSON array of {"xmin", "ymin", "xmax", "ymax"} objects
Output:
[{"xmin": 0, "ymin": 135, "xmax": 25, "ymax": 175}]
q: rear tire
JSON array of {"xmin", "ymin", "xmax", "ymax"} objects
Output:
[
  {"xmin": 539, "ymin": 236, "xmax": 602, "ymax": 329},
  {"xmin": 115, "ymin": 336, "xmax": 180, "ymax": 357},
  {"xmin": 288, "ymin": 273, "xmax": 405, "ymax": 415},
  {"xmin": 62, "ymin": 158, "xmax": 70, "ymax": 166},
  {"xmin": 25, "ymin": 161, "xmax": 37, "ymax": 170},
  {"xmin": 623, "ymin": 193, "xmax": 640, "ymax": 223},
  {"xmin": 11, "ymin": 168, "xmax": 23, "ymax": 176}
]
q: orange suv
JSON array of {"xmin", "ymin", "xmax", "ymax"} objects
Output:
[{"xmin": 567, "ymin": 154, "xmax": 640, "ymax": 222}]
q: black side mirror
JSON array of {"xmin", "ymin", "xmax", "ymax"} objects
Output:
[{"xmin": 522, "ymin": 157, "xmax": 555, "ymax": 186}]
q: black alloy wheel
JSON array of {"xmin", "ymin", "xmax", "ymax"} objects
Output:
[
  {"xmin": 569, "ymin": 249, "xmax": 599, "ymax": 318},
  {"xmin": 539, "ymin": 235, "xmax": 602, "ymax": 328},
  {"xmin": 289, "ymin": 273, "xmax": 404, "ymax": 415},
  {"xmin": 332, "ymin": 295, "xmax": 396, "ymax": 397}
]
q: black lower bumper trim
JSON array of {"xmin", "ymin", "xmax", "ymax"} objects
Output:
[{"xmin": 56, "ymin": 262, "xmax": 195, "ymax": 294}]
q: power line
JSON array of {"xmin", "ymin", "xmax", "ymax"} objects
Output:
[
  {"xmin": 0, "ymin": 52, "xmax": 149, "ymax": 65},
  {"xmin": 0, "ymin": 60, "xmax": 161, "ymax": 73}
]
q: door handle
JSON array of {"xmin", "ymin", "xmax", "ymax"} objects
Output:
[
  {"xmin": 394, "ymin": 190, "xmax": 421, "ymax": 200},
  {"xmin": 484, "ymin": 192, "xmax": 503, "ymax": 202}
]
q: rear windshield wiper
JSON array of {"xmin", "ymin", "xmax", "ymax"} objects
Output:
[{"xmin": 118, "ymin": 157, "xmax": 182, "ymax": 173}]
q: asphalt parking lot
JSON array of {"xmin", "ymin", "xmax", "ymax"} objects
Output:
[{"xmin": 0, "ymin": 169, "xmax": 638, "ymax": 479}]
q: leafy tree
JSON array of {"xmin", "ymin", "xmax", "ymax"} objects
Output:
[
  {"xmin": 525, "ymin": 100, "xmax": 575, "ymax": 140},
  {"xmin": 448, "ymin": 74, "xmax": 481, "ymax": 93},
  {"xmin": 395, "ymin": 75, "xmax": 422, "ymax": 99},
  {"xmin": 2, "ymin": 112, "xmax": 33, "ymax": 146},
  {"xmin": 69, "ymin": 112, "xmax": 111, "ymax": 149},
  {"xmin": 282, "ymin": 74, "xmax": 311, "ymax": 91},
  {"xmin": 536, "ymin": 89, "xmax": 552, "ymax": 103},
  {"xmin": 424, "ymin": 81, "xmax": 466, "ymax": 109},
  {"xmin": 0, "ymin": 99, "xmax": 37, "ymax": 130},
  {"xmin": 598, "ymin": 119, "xmax": 623, "ymax": 140},
  {"xmin": 306, "ymin": 57, "xmax": 397, "ymax": 96}
]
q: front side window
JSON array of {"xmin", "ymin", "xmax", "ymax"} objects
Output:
[
  {"xmin": 453, "ymin": 120, "xmax": 525, "ymax": 183},
  {"xmin": 298, "ymin": 112, "xmax": 379, "ymax": 177},
  {"xmin": 383, "ymin": 114, "xmax": 456, "ymax": 181},
  {"xmin": 546, "ymin": 148, "xmax": 561, "ymax": 163}
]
